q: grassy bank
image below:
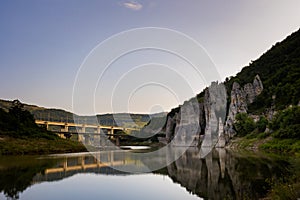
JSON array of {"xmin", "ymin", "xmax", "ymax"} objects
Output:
[
  {"xmin": 229, "ymin": 106, "xmax": 300, "ymax": 155},
  {"xmin": 228, "ymin": 136, "xmax": 300, "ymax": 155},
  {"xmin": 0, "ymin": 136, "xmax": 86, "ymax": 155},
  {"xmin": 0, "ymin": 100, "xmax": 87, "ymax": 155}
]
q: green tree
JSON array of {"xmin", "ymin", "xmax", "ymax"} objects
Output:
[
  {"xmin": 234, "ymin": 113, "xmax": 256, "ymax": 136},
  {"xmin": 270, "ymin": 106, "xmax": 300, "ymax": 139},
  {"xmin": 256, "ymin": 116, "xmax": 268, "ymax": 132}
]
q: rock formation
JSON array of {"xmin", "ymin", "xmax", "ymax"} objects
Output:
[
  {"xmin": 224, "ymin": 75, "xmax": 263, "ymax": 138},
  {"xmin": 171, "ymin": 98, "xmax": 201, "ymax": 146},
  {"xmin": 164, "ymin": 82, "xmax": 227, "ymax": 147},
  {"xmin": 202, "ymin": 82, "xmax": 227, "ymax": 147},
  {"xmin": 163, "ymin": 75, "xmax": 263, "ymax": 147}
]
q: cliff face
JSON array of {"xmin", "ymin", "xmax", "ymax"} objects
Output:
[
  {"xmin": 166, "ymin": 98, "xmax": 201, "ymax": 146},
  {"xmin": 162, "ymin": 29, "xmax": 300, "ymax": 147},
  {"xmin": 202, "ymin": 82, "xmax": 227, "ymax": 147},
  {"xmin": 224, "ymin": 75, "xmax": 263, "ymax": 138},
  {"xmin": 164, "ymin": 75, "xmax": 263, "ymax": 147},
  {"xmin": 165, "ymin": 81, "xmax": 227, "ymax": 147}
]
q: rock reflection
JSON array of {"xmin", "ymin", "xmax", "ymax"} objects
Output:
[
  {"xmin": 166, "ymin": 147, "xmax": 290, "ymax": 199},
  {"xmin": 0, "ymin": 149, "xmax": 293, "ymax": 200}
]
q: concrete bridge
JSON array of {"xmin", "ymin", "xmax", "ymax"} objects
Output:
[
  {"xmin": 35, "ymin": 120, "xmax": 136, "ymax": 133},
  {"xmin": 35, "ymin": 120, "xmax": 139, "ymax": 145}
]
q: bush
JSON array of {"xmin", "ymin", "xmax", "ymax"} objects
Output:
[
  {"xmin": 234, "ymin": 113, "xmax": 256, "ymax": 136},
  {"xmin": 270, "ymin": 106, "xmax": 300, "ymax": 139},
  {"xmin": 257, "ymin": 116, "xmax": 268, "ymax": 132},
  {"xmin": 0, "ymin": 100, "xmax": 58, "ymax": 139},
  {"xmin": 272, "ymin": 124, "xmax": 300, "ymax": 139}
]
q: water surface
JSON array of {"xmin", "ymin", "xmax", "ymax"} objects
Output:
[{"xmin": 0, "ymin": 148, "xmax": 298, "ymax": 199}]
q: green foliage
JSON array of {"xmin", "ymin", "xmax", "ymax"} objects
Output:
[
  {"xmin": 270, "ymin": 106, "xmax": 300, "ymax": 139},
  {"xmin": 234, "ymin": 113, "xmax": 256, "ymax": 136},
  {"xmin": 260, "ymin": 139, "xmax": 300, "ymax": 153},
  {"xmin": 272, "ymin": 125, "xmax": 300, "ymax": 139},
  {"xmin": 234, "ymin": 106, "xmax": 300, "ymax": 140},
  {"xmin": 223, "ymin": 29, "xmax": 300, "ymax": 113},
  {"xmin": 256, "ymin": 116, "xmax": 268, "ymax": 132},
  {"xmin": 0, "ymin": 100, "xmax": 58, "ymax": 139}
]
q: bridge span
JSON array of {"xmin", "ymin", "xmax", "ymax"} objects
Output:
[{"xmin": 35, "ymin": 120, "xmax": 139, "ymax": 145}]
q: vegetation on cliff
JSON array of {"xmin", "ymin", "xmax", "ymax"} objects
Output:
[
  {"xmin": 225, "ymin": 28, "xmax": 300, "ymax": 113},
  {"xmin": 164, "ymin": 28, "xmax": 300, "ymax": 152},
  {"xmin": 231, "ymin": 106, "xmax": 300, "ymax": 153},
  {"xmin": 226, "ymin": 29, "xmax": 300, "ymax": 153}
]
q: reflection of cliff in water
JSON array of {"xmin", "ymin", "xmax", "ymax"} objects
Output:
[
  {"xmin": 0, "ymin": 149, "xmax": 293, "ymax": 200},
  {"xmin": 166, "ymin": 148, "xmax": 290, "ymax": 200}
]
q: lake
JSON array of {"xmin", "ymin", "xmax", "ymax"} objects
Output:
[{"xmin": 0, "ymin": 147, "xmax": 299, "ymax": 200}]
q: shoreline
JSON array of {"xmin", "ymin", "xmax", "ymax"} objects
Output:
[
  {"xmin": 1, "ymin": 135, "xmax": 299, "ymax": 156},
  {"xmin": 0, "ymin": 136, "xmax": 87, "ymax": 155},
  {"xmin": 226, "ymin": 136, "xmax": 300, "ymax": 156}
]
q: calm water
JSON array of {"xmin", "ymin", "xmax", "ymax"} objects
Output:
[{"xmin": 0, "ymin": 147, "xmax": 299, "ymax": 200}]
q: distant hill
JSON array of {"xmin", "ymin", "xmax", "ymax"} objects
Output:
[{"xmin": 0, "ymin": 99, "xmax": 167, "ymax": 128}]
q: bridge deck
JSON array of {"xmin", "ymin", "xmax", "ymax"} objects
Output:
[{"xmin": 35, "ymin": 120, "xmax": 139, "ymax": 131}]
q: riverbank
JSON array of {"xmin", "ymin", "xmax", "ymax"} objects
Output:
[
  {"xmin": 227, "ymin": 136, "xmax": 300, "ymax": 155},
  {"xmin": 0, "ymin": 136, "xmax": 87, "ymax": 155}
]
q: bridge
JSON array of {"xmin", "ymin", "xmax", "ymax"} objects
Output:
[{"xmin": 35, "ymin": 120, "xmax": 139, "ymax": 145}]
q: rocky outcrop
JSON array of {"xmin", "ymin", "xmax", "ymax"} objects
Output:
[
  {"xmin": 202, "ymin": 82, "xmax": 227, "ymax": 147},
  {"xmin": 164, "ymin": 82, "xmax": 226, "ymax": 147},
  {"xmin": 224, "ymin": 75, "xmax": 263, "ymax": 138},
  {"xmin": 163, "ymin": 75, "xmax": 262, "ymax": 147},
  {"xmin": 171, "ymin": 98, "xmax": 201, "ymax": 146}
]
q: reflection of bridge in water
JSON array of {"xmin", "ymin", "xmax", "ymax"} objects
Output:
[
  {"xmin": 44, "ymin": 152, "xmax": 143, "ymax": 174},
  {"xmin": 33, "ymin": 151, "xmax": 148, "ymax": 183}
]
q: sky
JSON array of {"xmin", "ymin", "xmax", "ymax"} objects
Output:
[{"xmin": 0, "ymin": 0, "xmax": 300, "ymax": 115}]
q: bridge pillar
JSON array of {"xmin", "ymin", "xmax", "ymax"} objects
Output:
[
  {"xmin": 116, "ymin": 137, "xmax": 120, "ymax": 146},
  {"xmin": 81, "ymin": 125, "xmax": 86, "ymax": 133},
  {"xmin": 110, "ymin": 151, "xmax": 114, "ymax": 164},
  {"xmin": 57, "ymin": 133, "xmax": 66, "ymax": 139},
  {"xmin": 44, "ymin": 122, "xmax": 49, "ymax": 130},
  {"xmin": 95, "ymin": 154, "xmax": 101, "ymax": 167},
  {"xmin": 80, "ymin": 156, "xmax": 85, "ymax": 169},
  {"xmin": 108, "ymin": 128, "xmax": 114, "ymax": 139},
  {"xmin": 85, "ymin": 134, "xmax": 91, "ymax": 145},
  {"xmin": 63, "ymin": 158, "xmax": 67, "ymax": 171},
  {"xmin": 61, "ymin": 124, "xmax": 69, "ymax": 132},
  {"xmin": 97, "ymin": 126, "xmax": 101, "ymax": 134},
  {"xmin": 78, "ymin": 134, "xmax": 84, "ymax": 142}
]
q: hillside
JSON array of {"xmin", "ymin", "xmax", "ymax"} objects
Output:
[
  {"xmin": 172, "ymin": 28, "xmax": 300, "ymax": 118},
  {"xmin": 162, "ymin": 28, "xmax": 300, "ymax": 152},
  {"xmin": 0, "ymin": 99, "xmax": 153, "ymax": 128},
  {"xmin": 225, "ymin": 28, "xmax": 300, "ymax": 113},
  {"xmin": 0, "ymin": 100, "xmax": 86, "ymax": 155}
]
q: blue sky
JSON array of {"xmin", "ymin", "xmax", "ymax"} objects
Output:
[{"xmin": 0, "ymin": 0, "xmax": 300, "ymax": 115}]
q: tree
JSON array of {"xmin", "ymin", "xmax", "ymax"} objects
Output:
[
  {"xmin": 257, "ymin": 116, "xmax": 268, "ymax": 132},
  {"xmin": 234, "ymin": 113, "xmax": 256, "ymax": 136}
]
